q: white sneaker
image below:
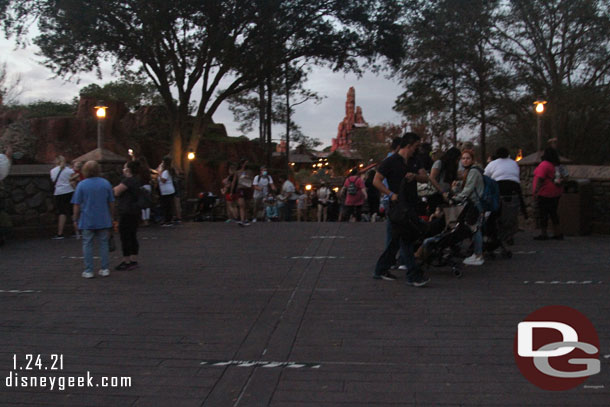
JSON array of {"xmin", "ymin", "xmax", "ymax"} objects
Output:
[
  {"xmin": 82, "ymin": 271, "xmax": 95, "ymax": 279},
  {"xmin": 463, "ymin": 254, "xmax": 484, "ymax": 266},
  {"xmin": 98, "ymin": 269, "xmax": 110, "ymax": 277},
  {"xmin": 398, "ymin": 265, "xmax": 408, "ymax": 270},
  {"xmin": 252, "ymin": 218, "xmax": 257, "ymax": 223}
]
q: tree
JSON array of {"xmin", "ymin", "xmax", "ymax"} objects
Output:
[
  {"xmin": 351, "ymin": 123, "xmax": 403, "ymax": 163},
  {"xmin": 0, "ymin": 62, "xmax": 22, "ymax": 105},
  {"xmin": 1, "ymin": 0, "xmax": 399, "ymax": 170},
  {"xmin": 79, "ymin": 79, "xmax": 163, "ymax": 111},
  {"xmin": 494, "ymin": 0, "xmax": 610, "ymax": 161}
]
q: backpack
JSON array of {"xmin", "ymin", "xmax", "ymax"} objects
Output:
[
  {"xmin": 136, "ymin": 186, "xmax": 153, "ymax": 209},
  {"xmin": 346, "ymin": 176, "xmax": 359, "ymax": 195},
  {"xmin": 474, "ymin": 167, "xmax": 500, "ymax": 212}
]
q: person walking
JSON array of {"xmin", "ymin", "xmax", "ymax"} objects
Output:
[
  {"xmin": 233, "ymin": 158, "xmax": 253, "ymax": 226},
  {"xmin": 221, "ymin": 164, "xmax": 239, "ymax": 222},
  {"xmin": 71, "ymin": 161, "xmax": 114, "ymax": 278},
  {"xmin": 532, "ymin": 147, "xmax": 564, "ymax": 240},
  {"xmin": 252, "ymin": 166, "xmax": 275, "ymax": 222},
  {"xmin": 158, "ymin": 156, "xmax": 176, "ymax": 227},
  {"xmin": 50, "ymin": 155, "xmax": 75, "ymax": 239},
  {"xmin": 448, "ymin": 149, "xmax": 486, "ymax": 266},
  {"xmin": 372, "ymin": 133, "xmax": 430, "ymax": 286},
  {"xmin": 113, "ymin": 160, "xmax": 142, "ymax": 271},
  {"xmin": 341, "ymin": 169, "xmax": 367, "ymax": 221}
]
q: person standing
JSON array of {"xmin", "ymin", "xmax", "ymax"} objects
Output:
[
  {"xmin": 138, "ymin": 156, "xmax": 153, "ymax": 226},
  {"xmin": 71, "ymin": 161, "xmax": 114, "ymax": 278},
  {"xmin": 50, "ymin": 155, "xmax": 75, "ymax": 239},
  {"xmin": 448, "ymin": 150, "xmax": 486, "ymax": 266},
  {"xmin": 233, "ymin": 158, "xmax": 253, "ymax": 226},
  {"xmin": 0, "ymin": 145, "xmax": 12, "ymax": 182},
  {"xmin": 252, "ymin": 166, "xmax": 275, "ymax": 222},
  {"xmin": 221, "ymin": 164, "xmax": 239, "ymax": 222},
  {"xmin": 113, "ymin": 161, "xmax": 142, "ymax": 271},
  {"xmin": 158, "ymin": 156, "xmax": 176, "ymax": 226},
  {"xmin": 372, "ymin": 133, "xmax": 430, "ymax": 286},
  {"xmin": 365, "ymin": 170, "xmax": 380, "ymax": 222},
  {"xmin": 341, "ymin": 169, "xmax": 367, "ymax": 222},
  {"xmin": 532, "ymin": 148, "xmax": 563, "ymax": 240},
  {"xmin": 281, "ymin": 177, "xmax": 297, "ymax": 221},
  {"xmin": 316, "ymin": 182, "xmax": 330, "ymax": 222}
]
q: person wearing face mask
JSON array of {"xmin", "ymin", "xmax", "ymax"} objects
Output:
[
  {"xmin": 113, "ymin": 160, "xmax": 142, "ymax": 271},
  {"xmin": 252, "ymin": 166, "xmax": 275, "ymax": 222},
  {"xmin": 445, "ymin": 149, "xmax": 486, "ymax": 266}
]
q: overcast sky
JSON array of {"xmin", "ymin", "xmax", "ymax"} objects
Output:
[{"xmin": 1, "ymin": 39, "xmax": 405, "ymax": 149}]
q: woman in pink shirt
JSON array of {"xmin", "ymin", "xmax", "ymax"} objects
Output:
[
  {"xmin": 532, "ymin": 148, "xmax": 563, "ymax": 240},
  {"xmin": 341, "ymin": 168, "xmax": 367, "ymax": 221}
]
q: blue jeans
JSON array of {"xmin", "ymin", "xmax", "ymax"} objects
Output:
[
  {"xmin": 375, "ymin": 236, "xmax": 419, "ymax": 279},
  {"xmin": 383, "ymin": 200, "xmax": 407, "ymax": 266},
  {"xmin": 82, "ymin": 229, "xmax": 110, "ymax": 274},
  {"xmin": 473, "ymin": 229, "xmax": 483, "ymax": 255}
]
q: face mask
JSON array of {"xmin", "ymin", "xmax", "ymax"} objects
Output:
[{"xmin": 262, "ymin": 171, "xmax": 268, "ymax": 176}]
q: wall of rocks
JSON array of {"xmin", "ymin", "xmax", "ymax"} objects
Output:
[{"xmin": 0, "ymin": 168, "xmax": 56, "ymax": 227}]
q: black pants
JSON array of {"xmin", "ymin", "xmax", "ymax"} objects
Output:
[
  {"xmin": 119, "ymin": 214, "xmax": 139, "ymax": 257},
  {"xmin": 343, "ymin": 205, "xmax": 362, "ymax": 221},
  {"xmin": 537, "ymin": 196, "xmax": 560, "ymax": 229},
  {"xmin": 284, "ymin": 199, "xmax": 295, "ymax": 221},
  {"xmin": 160, "ymin": 193, "xmax": 174, "ymax": 223}
]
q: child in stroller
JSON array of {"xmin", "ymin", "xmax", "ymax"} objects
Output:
[{"xmin": 264, "ymin": 193, "xmax": 279, "ymax": 221}]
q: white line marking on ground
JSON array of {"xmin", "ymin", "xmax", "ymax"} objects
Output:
[
  {"xmin": 200, "ymin": 360, "xmax": 321, "ymax": 369},
  {"xmin": 0, "ymin": 289, "xmax": 41, "ymax": 293},
  {"xmin": 290, "ymin": 256, "xmax": 342, "ymax": 259},
  {"xmin": 523, "ymin": 281, "xmax": 602, "ymax": 285},
  {"xmin": 584, "ymin": 385, "xmax": 605, "ymax": 389}
]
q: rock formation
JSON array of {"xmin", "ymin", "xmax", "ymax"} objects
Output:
[{"xmin": 331, "ymin": 87, "xmax": 368, "ymax": 152}]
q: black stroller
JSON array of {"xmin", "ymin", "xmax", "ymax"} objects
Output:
[
  {"xmin": 193, "ymin": 192, "xmax": 219, "ymax": 222},
  {"xmin": 418, "ymin": 202, "xmax": 480, "ymax": 278}
]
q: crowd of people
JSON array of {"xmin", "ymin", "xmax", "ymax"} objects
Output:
[{"xmin": 0, "ymin": 132, "xmax": 568, "ymax": 281}]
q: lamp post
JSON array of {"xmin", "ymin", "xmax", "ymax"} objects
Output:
[
  {"xmin": 187, "ymin": 150, "xmax": 195, "ymax": 199},
  {"xmin": 94, "ymin": 102, "xmax": 108, "ymax": 150},
  {"xmin": 533, "ymin": 100, "xmax": 546, "ymax": 161}
]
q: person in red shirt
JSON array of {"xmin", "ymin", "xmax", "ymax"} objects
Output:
[
  {"xmin": 532, "ymin": 148, "xmax": 563, "ymax": 240},
  {"xmin": 341, "ymin": 168, "xmax": 367, "ymax": 221}
]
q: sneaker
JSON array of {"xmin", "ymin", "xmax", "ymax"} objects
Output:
[
  {"xmin": 115, "ymin": 261, "xmax": 131, "ymax": 271},
  {"xmin": 225, "ymin": 219, "xmax": 233, "ymax": 223},
  {"xmin": 406, "ymin": 274, "xmax": 430, "ymax": 287},
  {"xmin": 81, "ymin": 271, "xmax": 95, "ymax": 279},
  {"xmin": 161, "ymin": 223, "xmax": 173, "ymax": 227},
  {"xmin": 398, "ymin": 265, "xmax": 408, "ymax": 270},
  {"xmin": 98, "ymin": 269, "xmax": 110, "ymax": 277},
  {"xmin": 380, "ymin": 271, "xmax": 398, "ymax": 281},
  {"xmin": 463, "ymin": 254, "xmax": 484, "ymax": 266},
  {"xmin": 126, "ymin": 262, "xmax": 139, "ymax": 271},
  {"xmin": 252, "ymin": 218, "xmax": 257, "ymax": 223},
  {"xmin": 242, "ymin": 221, "xmax": 251, "ymax": 226},
  {"xmin": 533, "ymin": 235, "xmax": 548, "ymax": 241},
  {"xmin": 52, "ymin": 234, "xmax": 65, "ymax": 240},
  {"xmin": 237, "ymin": 221, "xmax": 244, "ymax": 227}
]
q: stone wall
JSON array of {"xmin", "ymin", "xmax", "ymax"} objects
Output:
[
  {"xmin": 520, "ymin": 164, "xmax": 610, "ymax": 234},
  {"xmin": 0, "ymin": 165, "xmax": 55, "ymax": 227}
]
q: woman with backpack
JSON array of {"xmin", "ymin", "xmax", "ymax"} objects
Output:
[
  {"xmin": 341, "ymin": 168, "xmax": 367, "ymax": 222},
  {"xmin": 113, "ymin": 160, "xmax": 142, "ymax": 271},
  {"xmin": 446, "ymin": 149, "xmax": 486, "ymax": 266}
]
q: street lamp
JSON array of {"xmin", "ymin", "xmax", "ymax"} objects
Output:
[
  {"xmin": 94, "ymin": 102, "xmax": 108, "ymax": 150},
  {"xmin": 187, "ymin": 151, "xmax": 196, "ymax": 161},
  {"xmin": 533, "ymin": 100, "xmax": 547, "ymax": 161}
]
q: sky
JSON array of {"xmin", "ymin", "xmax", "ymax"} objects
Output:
[{"xmin": 0, "ymin": 39, "xmax": 405, "ymax": 150}]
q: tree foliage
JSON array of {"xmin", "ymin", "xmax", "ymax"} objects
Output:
[
  {"xmin": 79, "ymin": 79, "xmax": 163, "ymax": 111},
  {"xmin": 0, "ymin": 0, "xmax": 403, "ymax": 169}
]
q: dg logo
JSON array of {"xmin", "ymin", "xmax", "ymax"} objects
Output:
[{"xmin": 514, "ymin": 305, "xmax": 601, "ymax": 390}]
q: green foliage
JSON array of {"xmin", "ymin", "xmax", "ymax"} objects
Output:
[
  {"xmin": 351, "ymin": 124, "xmax": 403, "ymax": 163},
  {"xmin": 8, "ymin": 100, "xmax": 76, "ymax": 118},
  {"xmin": 79, "ymin": 80, "xmax": 162, "ymax": 111}
]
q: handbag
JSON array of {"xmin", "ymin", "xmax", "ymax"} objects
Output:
[{"xmin": 237, "ymin": 173, "xmax": 253, "ymax": 189}]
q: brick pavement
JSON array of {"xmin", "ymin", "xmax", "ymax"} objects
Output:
[{"xmin": 0, "ymin": 222, "xmax": 608, "ymax": 406}]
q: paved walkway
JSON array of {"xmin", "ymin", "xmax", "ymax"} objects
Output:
[{"xmin": 0, "ymin": 222, "xmax": 608, "ymax": 406}]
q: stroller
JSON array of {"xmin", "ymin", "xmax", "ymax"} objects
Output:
[
  {"xmin": 418, "ymin": 202, "xmax": 480, "ymax": 278},
  {"xmin": 193, "ymin": 192, "xmax": 219, "ymax": 222}
]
